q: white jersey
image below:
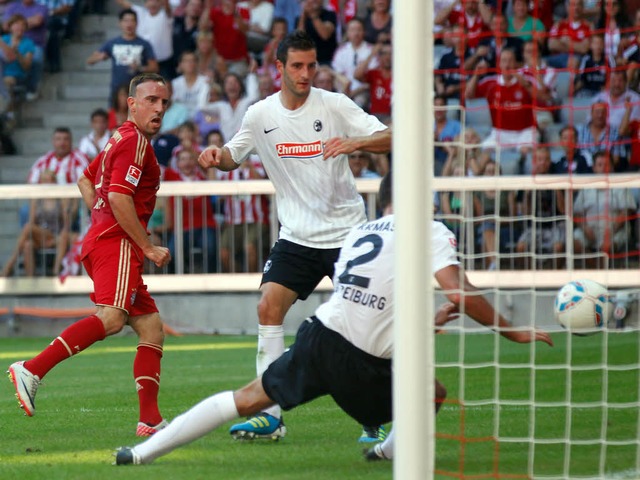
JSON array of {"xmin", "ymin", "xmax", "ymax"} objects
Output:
[
  {"xmin": 316, "ymin": 216, "xmax": 460, "ymax": 359},
  {"xmin": 226, "ymin": 87, "xmax": 387, "ymax": 248},
  {"xmin": 171, "ymin": 75, "xmax": 210, "ymax": 118}
]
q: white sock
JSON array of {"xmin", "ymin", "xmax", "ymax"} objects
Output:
[
  {"xmin": 256, "ymin": 324, "xmax": 284, "ymax": 419},
  {"xmin": 134, "ymin": 391, "xmax": 239, "ymax": 463},
  {"xmin": 379, "ymin": 428, "xmax": 394, "ymax": 459}
]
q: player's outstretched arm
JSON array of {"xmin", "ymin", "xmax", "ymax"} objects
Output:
[
  {"xmin": 323, "ymin": 127, "xmax": 391, "ymax": 159},
  {"xmin": 435, "ymin": 265, "xmax": 554, "ymax": 347},
  {"xmin": 198, "ymin": 146, "xmax": 239, "ymax": 172}
]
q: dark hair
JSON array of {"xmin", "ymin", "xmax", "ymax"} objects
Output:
[
  {"xmin": 53, "ymin": 127, "xmax": 72, "ymax": 136},
  {"xmin": 6, "ymin": 13, "xmax": 27, "ymax": 28},
  {"xmin": 560, "ymin": 125, "xmax": 577, "ymax": 138},
  {"xmin": 206, "ymin": 128, "xmax": 224, "ymax": 143},
  {"xmin": 178, "ymin": 120, "xmax": 197, "ymax": 133},
  {"xmin": 119, "ymin": 8, "xmax": 137, "ymax": 21},
  {"xmin": 129, "ymin": 73, "xmax": 166, "ymax": 97},
  {"xmin": 90, "ymin": 108, "xmax": 108, "ymax": 120},
  {"xmin": 276, "ymin": 30, "xmax": 316, "ymax": 64},
  {"xmin": 223, "ymin": 72, "xmax": 246, "ymax": 99},
  {"xmin": 271, "ymin": 16, "xmax": 288, "ymax": 29},
  {"xmin": 347, "ymin": 17, "xmax": 365, "ymax": 29},
  {"xmin": 111, "ymin": 83, "xmax": 129, "ymax": 110},
  {"xmin": 378, "ymin": 171, "xmax": 392, "ymax": 212}
]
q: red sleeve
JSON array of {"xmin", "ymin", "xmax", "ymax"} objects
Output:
[
  {"xmin": 475, "ymin": 76, "xmax": 492, "ymax": 97},
  {"xmin": 83, "ymin": 151, "xmax": 102, "ymax": 182},
  {"xmin": 163, "ymin": 168, "xmax": 180, "ymax": 181},
  {"xmin": 108, "ymin": 136, "xmax": 144, "ymax": 196}
]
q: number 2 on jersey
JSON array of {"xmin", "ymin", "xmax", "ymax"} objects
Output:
[{"xmin": 337, "ymin": 234, "xmax": 383, "ymax": 288}]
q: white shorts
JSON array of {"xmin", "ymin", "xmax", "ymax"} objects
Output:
[{"xmin": 481, "ymin": 127, "xmax": 539, "ymax": 150}]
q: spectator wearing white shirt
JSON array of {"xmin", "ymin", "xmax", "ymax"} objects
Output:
[
  {"xmin": 171, "ymin": 51, "xmax": 210, "ymax": 117},
  {"xmin": 331, "ymin": 17, "xmax": 374, "ymax": 108},
  {"xmin": 78, "ymin": 108, "xmax": 110, "ymax": 161},
  {"xmin": 240, "ymin": 0, "xmax": 274, "ymax": 54},
  {"xmin": 591, "ymin": 69, "xmax": 640, "ymax": 131}
]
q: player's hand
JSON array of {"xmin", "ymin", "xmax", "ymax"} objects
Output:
[
  {"xmin": 434, "ymin": 302, "xmax": 459, "ymax": 327},
  {"xmin": 323, "ymin": 136, "xmax": 356, "ymax": 160},
  {"xmin": 505, "ymin": 329, "xmax": 554, "ymax": 347},
  {"xmin": 144, "ymin": 245, "xmax": 171, "ymax": 268},
  {"xmin": 198, "ymin": 146, "xmax": 223, "ymax": 169}
]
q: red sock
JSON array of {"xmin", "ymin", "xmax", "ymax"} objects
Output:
[
  {"xmin": 134, "ymin": 342, "xmax": 163, "ymax": 426},
  {"xmin": 24, "ymin": 315, "xmax": 106, "ymax": 379}
]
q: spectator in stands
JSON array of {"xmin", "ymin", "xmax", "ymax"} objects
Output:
[
  {"xmin": 507, "ymin": 0, "xmax": 545, "ymax": 45},
  {"xmin": 2, "ymin": 0, "xmax": 47, "ymax": 101},
  {"xmin": 199, "ymin": 0, "xmax": 250, "ymax": 77},
  {"xmin": 86, "ymin": 8, "xmax": 158, "ymax": 106},
  {"xmin": 577, "ymin": 101, "xmax": 627, "ymax": 171},
  {"xmin": 107, "ymin": 84, "xmax": 129, "ymax": 131},
  {"xmin": 332, "ymin": 17, "xmax": 373, "ymax": 108},
  {"xmin": 435, "ymin": 24, "xmax": 474, "ymax": 101},
  {"xmin": 440, "ymin": 160, "xmax": 473, "ymax": 243},
  {"xmin": 195, "ymin": 30, "xmax": 218, "ymax": 82},
  {"xmin": 515, "ymin": 145, "xmax": 567, "ymax": 268},
  {"xmin": 116, "ymin": 0, "xmax": 174, "ymax": 80},
  {"xmin": 312, "ymin": 65, "xmax": 350, "ymax": 94},
  {"xmin": 273, "ymin": 0, "xmax": 300, "ymax": 33},
  {"xmin": 442, "ymin": 127, "xmax": 489, "ymax": 177},
  {"xmin": 434, "ymin": 93, "xmax": 461, "ymax": 176},
  {"xmin": 591, "ymin": 69, "xmax": 640, "ymax": 131},
  {"xmin": 2, "ymin": 169, "xmax": 73, "ymax": 277},
  {"xmin": 348, "ymin": 150, "xmax": 380, "ymax": 179},
  {"xmin": 217, "ymin": 152, "xmax": 270, "ymax": 272},
  {"xmin": 172, "ymin": 0, "xmax": 202, "ymax": 68},
  {"xmin": 241, "ymin": 0, "xmax": 274, "ymax": 55},
  {"xmin": 574, "ymin": 34, "xmax": 615, "ymax": 98},
  {"xmin": 519, "ymin": 39, "xmax": 557, "ymax": 129},
  {"xmin": 191, "ymin": 81, "xmax": 223, "ymax": 138},
  {"xmin": 363, "ymin": 0, "xmax": 392, "ymax": 45},
  {"xmin": 465, "ymin": 48, "xmax": 541, "ymax": 173},
  {"xmin": 573, "ymin": 150, "xmax": 637, "ymax": 261},
  {"xmin": 1, "ymin": 14, "xmax": 35, "ymax": 118},
  {"xmin": 257, "ymin": 71, "xmax": 275, "ymax": 99},
  {"xmin": 27, "ymin": 127, "xmax": 89, "ymax": 185},
  {"xmin": 473, "ymin": 160, "xmax": 517, "ymax": 270},
  {"xmin": 171, "ymin": 51, "xmax": 210, "ymax": 118},
  {"xmin": 435, "ymin": 0, "xmax": 491, "ymax": 50},
  {"xmin": 550, "ymin": 125, "xmax": 593, "ymax": 174},
  {"xmin": 354, "ymin": 40, "xmax": 392, "ymax": 124},
  {"xmin": 163, "ymin": 148, "xmax": 218, "ymax": 273},
  {"xmin": 296, "ymin": 0, "xmax": 337, "ymax": 66},
  {"xmin": 546, "ymin": 0, "xmax": 592, "ymax": 70},
  {"xmin": 168, "ymin": 120, "xmax": 203, "ymax": 170},
  {"xmin": 477, "ymin": 13, "xmax": 524, "ymax": 70},
  {"xmin": 194, "ymin": 70, "xmax": 258, "ymax": 143},
  {"xmin": 260, "ymin": 16, "xmax": 287, "ymax": 89},
  {"xmin": 78, "ymin": 108, "xmax": 110, "ymax": 161},
  {"xmin": 595, "ymin": 0, "xmax": 630, "ymax": 61},
  {"xmin": 39, "ymin": 0, "xmax": 72, "ymax": 73}
]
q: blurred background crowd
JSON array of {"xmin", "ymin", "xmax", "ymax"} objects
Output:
[{"xmin": 1, "ymin": 0, "xmax": 639, "ymax": 277}]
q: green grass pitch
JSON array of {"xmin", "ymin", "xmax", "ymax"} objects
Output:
[{"xmin": 0, "ymin": 330, "xmax": 638, "ymax": 479}]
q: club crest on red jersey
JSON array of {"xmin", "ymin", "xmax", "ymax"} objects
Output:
[
  {"xmin": 125, "ymin": 165, "xmax": 142, "ymax": 186},
  {"xmin": 276, "ymin": 140, "xmax": 323, "ymax": 160}
]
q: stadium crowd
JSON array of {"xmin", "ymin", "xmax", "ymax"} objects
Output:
[{"xmin": 2, "ymin": 0, "xmax": 640, "ymax": 276}]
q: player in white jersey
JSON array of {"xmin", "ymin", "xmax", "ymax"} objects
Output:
[
  {"xmin": 198, "ymin": 30, "xmax": 392, "ymax": 442},
  {"xmin": 114, "ymin": 173, "xmax": 553, "ymax": 466}
]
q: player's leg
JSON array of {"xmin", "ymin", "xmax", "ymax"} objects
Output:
[
  {"xmin": 116, "ymin": 377, "xmax": 274, "ymax": 465},
  {"xmin": 7, "ymin": 305, "xmax": 125, "ymax": 416}
]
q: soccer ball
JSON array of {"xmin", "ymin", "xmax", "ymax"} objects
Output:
[{"xmin": 554, "ymin": 280, "xmax": 611, "ymax": 334}]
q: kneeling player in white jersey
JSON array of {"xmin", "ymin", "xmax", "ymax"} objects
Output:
[{"xmin": 115, "ymin": 173, "xmax": 553, "ymax": 466}]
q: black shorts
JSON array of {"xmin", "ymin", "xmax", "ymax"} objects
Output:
[
  {"xmin": 262, "ymin": 317, "xmax": 393, "ymax": 427},
  {"xmin": 261, "ymin": 239, "xmax": 340, "ymax": 300}
]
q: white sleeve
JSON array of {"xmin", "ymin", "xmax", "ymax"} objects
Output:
[
  {"xmin": 431, "ymin": 222, "xmax": 460, "ymax": 274},
  {"xmin": 225, "ymin": 105, "xmax": 256, "ymax": 165},
  {"xmin": 335, "ymin": 94, "xmax": 388, "ymax": 137},
  {"xmin": 197, "ymin": 76, "xmax": 210, "ymax": 111}
]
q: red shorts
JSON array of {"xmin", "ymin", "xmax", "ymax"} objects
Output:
[{"xmin": 83, "ymin": 237, "xmax": 158, "ymax": 317}]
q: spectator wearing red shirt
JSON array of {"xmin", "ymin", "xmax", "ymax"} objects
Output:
[
  {"xmin": 465, "ymin": 47, "xmax": 539, "ymax": 174},
  {"xmin": 199, "ymin": 0, "xmax": 250, "ymax": 77},
  {"xmin": 435, "ymin": 0, "xmax": 492, "ymax": 50},
  {"xmin": 354, "ymin": 40, "xmax": 392, "ymax": 124},
  {"xmin": 546, "ymin": 0, "xmax": 592, "ymax": 70}
]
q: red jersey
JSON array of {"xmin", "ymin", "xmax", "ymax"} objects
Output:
[
  {"xmin": 216, "ymin": 155, "xmax": 269, "ymax": 225},
  {"xmin": 549, "ymin": 20, "xmax": 592, "ymax": 43},
  {"xmin": 365, "ymin": 69, "xmax": 392, "ymax": 116},
  {"xmin": 447, "ymin": 6, "xmax": 490, "ymax": 48},
  {"xmin": 163, "ymin": 167, "xmax": 217, "ymax": 230},
  {"xmin": 82, "ymin": 121, "xmax": 161, "ymax": 257},
  {"xmin": 209, "ymin": 6, "xmax": 249, "ymax": 62},
  {"xmin": 476, "ymin": 74, "xmax": 536, "ymax": 131}
]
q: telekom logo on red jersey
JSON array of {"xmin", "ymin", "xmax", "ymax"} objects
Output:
[{"xmin": 276, "ymin": 140, "xmax": 323, "ymax": 159}]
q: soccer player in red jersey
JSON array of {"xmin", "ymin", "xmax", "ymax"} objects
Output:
[{"xmin": 7, "ymin": 73, "xmax": 172, "ymax": 437}]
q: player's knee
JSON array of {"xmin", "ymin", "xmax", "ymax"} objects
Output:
[
  {"xmin": 257, "ymin": 297, "xmax": 283, "ymax": 325},
  {"xmin": 98, "ymin": 309, "xmax": 127, "ymax": 335}
]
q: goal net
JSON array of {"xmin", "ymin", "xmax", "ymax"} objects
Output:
[{"xmin": 429, "ymin": 1, "xmax": 640, "ymax": 476}]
